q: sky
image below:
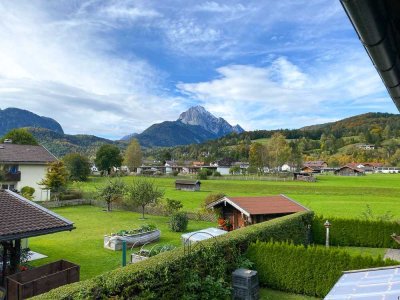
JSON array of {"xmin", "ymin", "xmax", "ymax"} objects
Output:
[{"xmin": 0, "ymin": 0, "xmax": 398, "ymax": 139}]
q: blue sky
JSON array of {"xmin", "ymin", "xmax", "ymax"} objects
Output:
[{"xmin": 0, "ymin": 0, "xmax": 397, "ymax": 139}]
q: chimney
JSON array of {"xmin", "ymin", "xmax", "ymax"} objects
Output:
[{"xmin": 3, "ymin": 139, "xmax": 12, "ymax": 143}]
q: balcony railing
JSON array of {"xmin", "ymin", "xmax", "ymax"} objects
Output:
[{"xmin": 4, "ymin": 171, "xmax": 21, "ymax": 182}]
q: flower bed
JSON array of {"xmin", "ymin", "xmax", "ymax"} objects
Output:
[{"xmin": 104, "ymin": 224, "xmax": 160, "ymax": 251}]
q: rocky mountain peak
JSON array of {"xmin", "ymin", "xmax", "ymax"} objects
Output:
[{"xmin": 178, "ymin": 106, "xmax": 244, "ymax": 136}]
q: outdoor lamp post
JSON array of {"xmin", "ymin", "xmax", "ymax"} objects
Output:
[{"xmin": 324, "ymin": 220, "xmax": 331, "ymax": 248}]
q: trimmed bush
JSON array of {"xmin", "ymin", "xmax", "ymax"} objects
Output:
[
  {"xmin": 33, "ymin": 211, "xmax": 314, "ymax": 300},
  {"xmin": 313, "ymin": 215, "xmax": 400, "ymax": 248},
  {"xmin": 21, "ymin": 186, "xmax": 35, "ymax": 200},
  {"xmin": 169, "ymin": 212, "xmax": 189, "ymax": 232},
  {"xmin": 246, "ymin": 241, "xmax": 397, "ymax": 298}
]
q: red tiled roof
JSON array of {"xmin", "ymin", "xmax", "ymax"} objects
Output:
[
  {"xmin": 0, "ymin": 143, "xmax": 57, "ymax": 164},
  {"xmin": 0, "ymin": 189, "xmax": 74, "ymax": 241},
  {"xmin": 208, "ymin": 195, "xmax": 309, "ymax": 216}
]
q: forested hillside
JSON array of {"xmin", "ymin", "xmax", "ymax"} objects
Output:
[{"xmin": 145, "ymin": 112, "xmax": 400, "ymax": 167}]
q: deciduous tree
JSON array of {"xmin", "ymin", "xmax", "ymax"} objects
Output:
[
  {"xmin": 39, "ymin": 161, "xmax": 68, "ymax": 201},
  {"xmin": 124, "ymin": 179, "xmax": 164, "ymax": 219},
  {"xmin": 63, "ymin": 153, "xmax": 90, "ymax": 181},
  {"xmin": 123, "ymin": 139, "xmax": 142, "ymax": 172},
  {"xmin": 95, "ymin": 144, "xmax": 123, "ymax": 175},
  {"xmin": 1, "ymin": 128, "xmax": 38, "ymax": 145},
  {"xmin": 96, "ymin": 178, "xmax": 125, "ymax": 212}
]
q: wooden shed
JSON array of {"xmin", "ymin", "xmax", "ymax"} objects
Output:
[
  {"xmin": 175, "ymin": 180, "xmax": 201, "ymax": 191},
  {"xmin": 207, "ymin": 195, "xmax": 309, "ymax": 230},
  {"xmin": 334, "ymin": 166, "xmax": 365, "ymax": 176}
]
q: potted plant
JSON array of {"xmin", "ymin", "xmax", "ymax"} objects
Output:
[{"xmin": 223, "ymin": 218, "xmax": 233, "ymax": 231}]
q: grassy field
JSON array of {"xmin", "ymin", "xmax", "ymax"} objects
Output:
[
  {"xmin": 260, "ymin": 288, "xmax": 320, "ymax": 300},
  {"xmin": 77, "ymin": 174, "xmax": 400, "ymax": 218},
  {"xmin": 29, "ymin": 205, "xmax": 213, "ymax": 280}
]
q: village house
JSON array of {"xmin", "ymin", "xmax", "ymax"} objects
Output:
[
  {"xmin": 207, "ymin": 195, "xmax": 309, "ymax": 230},
  {"xmin": 302, "ymin": 161, "xmax": 328, "ymax": 173},
  {"xmin": 357, "ymin": 144, "xmax": 375, "ymax": 150},
  {"xmin": 334, "ymin": 165, "xmax": 365, "ymax": 176},
  {"xmin": 0, "ymin": 142, "xmax": 57, "ymax": 201},
  {"xmin": 346, "ymin": 162, "xmax": 383, "ymax": 173},
  {"xmin": 211, "ymin": 158, "xmax": 235, "ymax": 175},
  {"xmin": 175, "ymin": 180, "xmax": 201, "ymax": 191},
  {"xmin": 280, "ymin": 163, "xmax": 295, "ymax": 172}
]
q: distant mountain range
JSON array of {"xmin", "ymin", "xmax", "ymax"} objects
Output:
[
  {"xmin": 123, "ymin": 106, "xmax": 244, "ymax": 147},
  {"xmin": 0, "ymin": 107, "xmax": 63, "ymax": 136},
  {"xmin": 0, "ymin": 106, "xmax": 244, "ymax": 156}
]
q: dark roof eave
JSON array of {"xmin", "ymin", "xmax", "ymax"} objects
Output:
[
  {"xmin": 340, "ymin": 0, "xmax": 400, "ymax": 111},
  {"xmin": 0, "ymin": 225, "xmax": 75, "ymax": 242}
]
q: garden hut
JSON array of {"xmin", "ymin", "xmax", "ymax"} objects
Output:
[
  {"xmin": 206, "ymin": 195, "xmax": 309, "ymax": 230},
  {"xmin": 0, "ymin": 189, "xmax": 75, "ymax": 287},
  {"xmin": 175, "ymin": 180, "xmax": 201, "ymax": 191},
  {"xmin": 334, "ymin": 165, "xmax": 365, "ymax": 176}
]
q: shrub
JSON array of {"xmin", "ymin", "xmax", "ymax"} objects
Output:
[
  {"xmin": 212, "ymin": 171, "xmax": 222, "ymax": 177},
  {"xmin": 21, "ymin": 186, "xmax": 35, "ymax": 200},
  {"xmin": 172, "ymin": 170, "xmax": 179, "ymax": 176},
  {"xmin": 59, "ymin": 189, "xmax": 83, "ymax": 200},
  {"xmin": 246, "ymin": 241, "xmax": 397, "ymax": 298},
  {"xmin": 312, "ymin": 215, "xmax": 400, "ymax": 248},
  {"xmin": 34, "ymin": 211, "xmax": 314, "ymax": 300},
  {"xmin": 164, "ymin": 198, "xmax": 183, "ymax": 215},
  {"xmin": 197, "ymin": 169, "xmax": 209, "ymax": 180},
  {"xmin": 169, "ymin": 212, "xmax": 189, "ymax": 232}
]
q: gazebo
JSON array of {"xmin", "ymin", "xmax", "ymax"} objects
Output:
[{"xmin": 0, "ymin": 189, "xmax": 75, "ymax": 287}]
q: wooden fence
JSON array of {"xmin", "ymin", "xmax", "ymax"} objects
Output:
[{"xmin": 39, "ymin": 199, "xmax": 217, "ymax": 222}]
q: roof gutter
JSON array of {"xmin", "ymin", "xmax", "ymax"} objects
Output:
[
  {"xmin": 0, "ymin": 226, "xmax": 75, "ymax": 242},
  {"xmin": 340, "ymin": 0, "xmax": 400, "ymax": 111}
]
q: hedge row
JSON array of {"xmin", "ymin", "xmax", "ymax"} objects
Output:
[
  {"xmin": 246, "ymin": 241, "xmax": 397, "ymax": 298},
  {"xmin": 313, "ymin": 216, "xmax": 400, "ymax": 248},
  {"xmin": 33, "ymin": 211, "xmax": 313, "ymax": 299}
]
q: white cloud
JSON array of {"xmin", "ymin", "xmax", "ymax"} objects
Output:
[
  {"xmin": 178, "ymin": 55, "xmax": 393, "ymax": 130},
  {"xmin": 0, "ymin": 1, "xmax": 187, "ymax": 138}
]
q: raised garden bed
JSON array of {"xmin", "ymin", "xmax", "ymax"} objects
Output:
[
  {"xmin": 130, "ymin": 244, "xmax": 175, "ymax": 264},
  {"xmin": 104, "ymin": 225, "xmax": 161, "ymax": 251},
  {"xmin": 6, "ymin": 260, "xmax": 79, "ymax": 300}
]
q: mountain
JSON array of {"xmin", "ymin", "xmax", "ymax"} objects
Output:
[
  {"xmin": 0, "ymin": 107, "xmax": 64, "ymax": 136},
  {"xmin": 137, "ymin": 121, "xmax": 217, "ymax": 147},
  {"xmin": 178, "ymin": 106, "xmax": 244, "ymax": 136},
  {"xmin": 129, "ymin": 106, "xmax": 245, "ymax": 147},
  {"xmin": 27, "ymin": 127, "xmax": 127, "ymax": 159},
  {"xmin": 121, "ymin": 132, "xmax": 138, "ymax": 141}
]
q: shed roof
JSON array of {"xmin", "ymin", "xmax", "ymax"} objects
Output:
[
  {"xmin": 207, "ymin": 195, "xmax": 309, "ymax": 217},
  {"xmin": 0, "ymin": 189, "xmax": 74, "ymax": 242},
  {"xmin": 0, "ymin": 143, "xmax": 57, "ymax": 164},
  {"xmin": 340, "ymin": 0, "xmax": 400, "ymax": 110},
  {"xmin": 336, "ymin": 165, "xmax": 365, "ymax": 173},
  {"xmin": 175, "ymin": 180, "xmax": 201, "ymax": 185}
]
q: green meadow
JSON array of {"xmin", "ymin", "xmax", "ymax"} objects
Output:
[
  {"xmin": 78, "ymin": 173, "xmax": 400, "ymax": 219},
  {"xmin": 30, "ymin": 206, "xmax": 213, "ymax": 280}
]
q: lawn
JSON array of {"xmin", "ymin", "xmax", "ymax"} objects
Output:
[
  {"xmin": 260, "ymin": 288, "xmax": 320, "ymax": 300},
  {"xmin": 29, "ymin": 205, "xmax": 213, "ymax": 280},
  {"xmin": 77, "ymin": 174, "xmax": 400, "ymax": 218}
]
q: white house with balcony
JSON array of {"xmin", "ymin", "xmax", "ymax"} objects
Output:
[{"xmin": 0, "ymin": 142, "xmax": 57, "ymax": 201}]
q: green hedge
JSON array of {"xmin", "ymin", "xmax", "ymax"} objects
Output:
[
  {"xmin": 313, "ymin": 216, "xmax": 400, "ymax": 248},
  {"xmin": 33, "ymin": 211, "xmax": 313, "ymax": 299},
  {"xmin": 246, "ymin": 241, "xmax": 397, "ymax": 298}
]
